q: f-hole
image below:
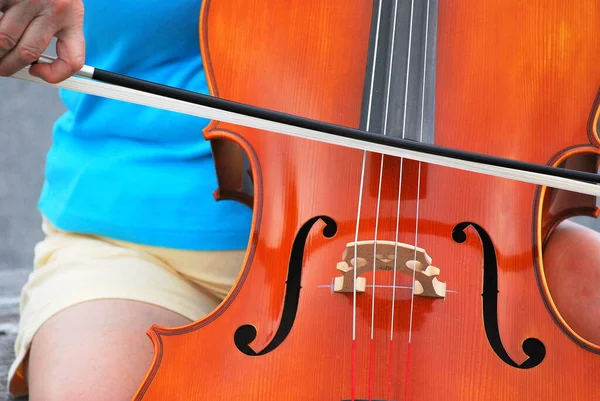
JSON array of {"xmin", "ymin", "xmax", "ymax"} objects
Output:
[
  {"xmin": 453, "ymin": 221, "xmax": 546, "ymax": 369},
  {"xmin": 234, "ymin": 215, "xmax": 337, "ymax": 356}
]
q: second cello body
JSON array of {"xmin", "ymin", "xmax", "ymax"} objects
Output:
[{"xmin": 134, "ymin": 1, "xmax": 600, "ymax": 399}]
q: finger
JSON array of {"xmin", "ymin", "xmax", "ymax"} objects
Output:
[
  {"xmin": 29, "ymin": 24, "xmax": 84, "ymax": 83},
  {"xmin": 0, "ymin": 15, "xmax": 55, "ymax": 77},
  {"xmin": 0, "ymin": 2, "xmax": 39, "ymax": 61}
]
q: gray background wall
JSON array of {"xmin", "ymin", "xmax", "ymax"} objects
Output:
[{"xmin": 0, "ymin": 70, "xmax": 61, "ymax": 400}]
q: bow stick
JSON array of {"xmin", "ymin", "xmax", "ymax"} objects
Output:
[{"xmin": 7, "ymin": 54, "xmax": 600, "ymax": 197}]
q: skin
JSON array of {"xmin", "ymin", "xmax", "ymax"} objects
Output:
[
  {"xmin": 0, "ymin": 0, "xmax": 85, "ymax": 82},
  {"xmin": 544, "ymin": 219, "xmax": 600, "ymax": 345},
  {"xmin": 26, "ymin": 300, "xmax": 192, "ymax": 401}
]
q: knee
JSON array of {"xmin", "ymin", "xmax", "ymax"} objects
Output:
[
  {"xmin": 544, "ymin": 219, "xmax": 600, "ymax": 344},
  {"xmin": 24, "ymin": 300, "xmax": 188, "ymax": 401}
]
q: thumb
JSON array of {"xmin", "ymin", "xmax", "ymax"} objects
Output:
[{"xmin": 29, "ymin": 24, "xmax": 85, "ymax": 83}]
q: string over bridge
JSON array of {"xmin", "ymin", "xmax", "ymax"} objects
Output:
[{"xmin": 333, "ymin": 240, "xmax": 446, "ymax": 298}]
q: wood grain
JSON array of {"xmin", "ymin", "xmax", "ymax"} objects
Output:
[{"xmin": 133, "ymin": 0, "xmax": 600, "ymax": 400}]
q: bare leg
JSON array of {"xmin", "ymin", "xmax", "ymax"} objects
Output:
[
  {"xmin": 26, "ymin": 299, "xmax": 191, "ymax": 401},
  {"xmin": 544, "ymin": 219, "xmax": 600, "ymax": 344}
]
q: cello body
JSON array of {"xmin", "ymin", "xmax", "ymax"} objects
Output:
[{"xmin": 134, "ymin": 1, "xmax": 600, "ymax": 399}]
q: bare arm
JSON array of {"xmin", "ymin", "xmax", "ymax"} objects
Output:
[{"xmin": 0, "ymin": 0, "xmax": 84, "ymax": 83}]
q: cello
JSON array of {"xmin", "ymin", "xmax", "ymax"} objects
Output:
[{"xmin": 10, "ymin": 0, "xmax": 600, "ymax": 399}]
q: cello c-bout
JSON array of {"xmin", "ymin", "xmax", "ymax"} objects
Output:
[{"xmin": 133, "ymin": 1, "xmax": 600, "ymax": 400}]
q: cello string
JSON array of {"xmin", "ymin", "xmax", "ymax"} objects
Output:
[
  {"xmin": 353, "ymin": 1, "xmax": 384, "ymax": 399},
  {"xmin": 369, "ymin": 141, "xmax": 384, "ymax": 400},
  {"xmin": 370, "ymin": 0, "xmax": 401, "ymax": 398},
  {"xmin": 373, "ymin": 0, "xmax": 402, "ymax": 399},
  {"xmin": 405, "ymin": 0, "xmax": 431, "ymax": 398},
  {"xmin": 392, "ymin": 0, "xmax": 417, "ymax": 397}
]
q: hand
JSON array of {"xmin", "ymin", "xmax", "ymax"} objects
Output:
[{"xmin": 0, "ymin": 0, "xmax": 84, "ymax": 83}]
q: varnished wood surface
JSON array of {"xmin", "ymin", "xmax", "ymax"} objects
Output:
[{"xmin": 134, "ymin": 1, "xmax": 600, "ymax": 400}]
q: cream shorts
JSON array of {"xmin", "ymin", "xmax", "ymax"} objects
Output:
[{"xmin": 7, "ymin": 217, "xmax": 246, "ymax": 396}]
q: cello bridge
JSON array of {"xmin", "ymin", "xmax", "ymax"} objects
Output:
[{"xmin": 333, "ymin": 240, "xmax": 446, "ymax": 298}]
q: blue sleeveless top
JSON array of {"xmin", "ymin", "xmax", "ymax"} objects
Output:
[{"xmin": 38, "ymin": 0, "xmax": 252, "ymax": 250}]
